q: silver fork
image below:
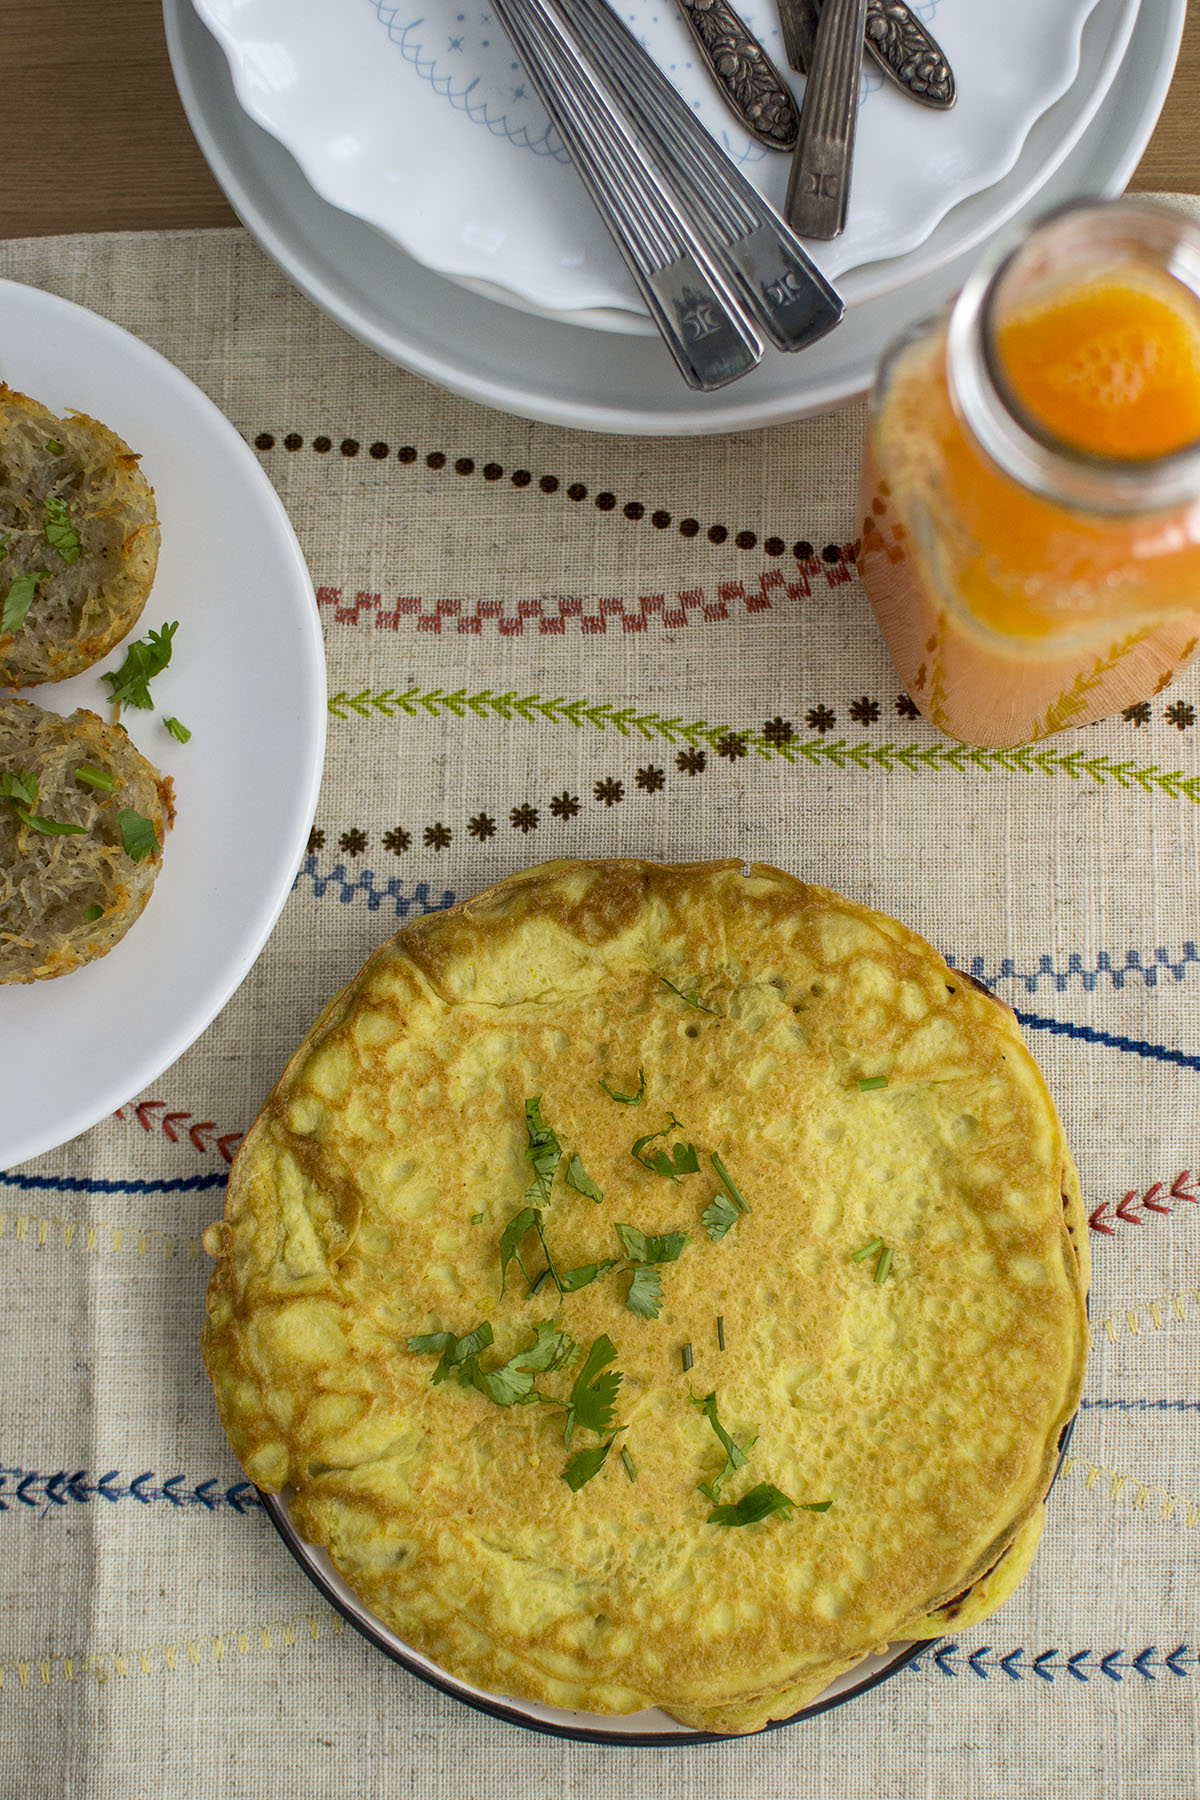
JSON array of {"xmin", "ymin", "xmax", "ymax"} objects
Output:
[
  {"xmin": 559, "ymin": 0, "xmax": 843, "ymax": 353},
  {"xmin": 491, "ymin": 0, "xmax": 764, "ymax": 388}
]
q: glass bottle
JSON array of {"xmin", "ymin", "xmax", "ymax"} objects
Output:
[{"xmin": 858, "ymin": 199, "xmax": 1200, "ymax": 747}]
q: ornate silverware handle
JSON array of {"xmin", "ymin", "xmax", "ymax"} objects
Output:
[
  {"xmin": 864, "ymin": 0, "xmax": 955, "ymax": 107},
  {"xmin": 777, "ymin": 0, "xmax": 955, "ymax": 109},
  {"xmin": 675, "ymin": 0, "xmax": 800, "ymax": 150}
]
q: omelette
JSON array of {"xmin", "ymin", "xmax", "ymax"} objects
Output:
[{"xmin": 203, "ymin": 860, "xmax": 1089, "ymax": 1733}]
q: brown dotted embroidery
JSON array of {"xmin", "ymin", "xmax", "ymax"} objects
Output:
[
  {"xmin": 383, "ymin": 828, "xmax": 411, "ymax": 853},
  {"xmin": 1165, "ymin": 701, "xmax": 1196, "ymax": 730},
  {"xmin": 635, "ymin": 765, "xmax": 665, "ymax": 792},
  {"xmin": 716, "ymin": 733, "xmax": 749, "ymax": 760},
  {"xmin": 550, "ymin": 792, "xmax": 580, "ymax": 819},
  {"xmin": 510, "ymin": 804, "xmax": 539, "ymax": 832},
  {"xmin": 594, "ymin": 778, "xmax": 624, "ymax": 806},
  {"xmin": 468, "ymin": 813, "xmax": 496, "ymax": 840},
  {"xmin": 255, "ymin": 432, "xmax": 852, "ymax": 556},
  {"xmin": 806, "ymin": 704, "xmax": 836, "ymax": 734},
  {"xmin": 849, "ymin": 696, "xmax": 881, "ymax": 725},
  {"xmin": 1123, "ymin": 702, "xmax": 1151, "ymax": 726},
  {"xmin": 339, "ymin": 828, "xmax": 367, "ymax": 855},
  {"xmin": 676, "ymin": 748, "xmax": 706, "ymax": 775},
  {"xmin": 424, "ymin": 823, "xmax": 452, "ymax": 850}
]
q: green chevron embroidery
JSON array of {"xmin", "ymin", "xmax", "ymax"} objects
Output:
[{"xmin": 326, "ymin": 686, "xmax": 1200, "ymax": 803}]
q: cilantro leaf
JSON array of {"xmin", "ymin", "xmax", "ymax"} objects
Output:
[
  {"xmin": 75, "ymin": 763, "xmax": 116, "ymax": 793},
  {"xmin": 84, "ymin": 904, "xmax": 104, "ymax": 921},
  {"xmin": 625, "ymin": 1265, "xmax": 663, "ymax": 1319},
  {"xmin": 523, "ymin": 1095, "xmax": 562, "ymax": 1206},
  {"xmin": 703, "ymin": 1194, "xmax": 740, "ymax": 1242},
  {"xmin": 1, "ymin": 769, "xmax": 85, "ymax": 836},
  {"xmin": 659, "ymin": 975, "xmax": 719, "ymax": 1014},
  {"xmin": 563, "ymin": 1333, "xmax": 621, "ymax": 1449},
  {"xmin": 164, "ymin": 717, "xmax": 191, "ymax": 744},
  {"xmin": 620, "ymin": 1446, "xmax": 638, "ymax": 1483},
  {"xmin": 859, "ymin": 1075, "xmax": 889, "ymax": 1091},
  {"xmin": 564, "ymin": 1153, "xmax": 603, "ymax": 1204},
  {"xmin": 2, "ymin": 570, "xmax": 49, "ymax": 636},
  {"xmin": 562, "ymin": 1438, "xmax": 614, "ymax": 1491},
  {"xmin": 499, "ymin": 1205, "xmax": 541, "ymax": 1294},
  {"xmin": 707, "ymin": 1482, "xmax": 799, "ymax": 1527},
  {"xmin": 45, "ymin": 438, "xmax": 64, "ymax": 455},
  {"xmin": 407, "ymin": 1321, "xmax": 495, "ymax": 1385},
  {"xmin": 43, "ymin": 494, "xmax": 82, "ymax": 564},
  {"xmin": 692, "ymin": 1391, "xmax": 755, "ymax": 1501},
  {"xmin": 471, "ymin": 1319, "xmax": 576, "ymax": 1407},
  {"xmin": 559, "ymin": 1258, "xmax": 617, "ymax": 1292},
  {"xmin": 711, "ymin": 1152, "xmax": 751, "ymax": 1214},
  {"xmin": 599, "ymin": 1068, "xmax": 645, "ymax": 1105},
  {"xmin": 615, "ymin": 1223, "xmax": 689, "ymax": 1265},
  {"xmin": 102, "ymin": 621, "xmax": 178, "ymax": 712},
  {"xmin": 116, "ymin": 809, "xmax": 159, "ymax": 861},
  {"xmin": 632, "ymin": 1117, "xmax": 699, "ymax": 1182},
  {"xmin": 0, "ymin": 770, "xmax": 39, "ymax": 808}
]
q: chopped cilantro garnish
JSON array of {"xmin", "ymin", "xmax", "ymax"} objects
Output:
[
  {"xmin": 523, "ymin": 1095, "xmax": 562, "ymax": 1206},
  {"xmin": 84, "ymin": 904, "xmax": 103, "ymax": 921},
  {"xmin": 2, "ymin": 570, "xmax": 49, "ymax": 636},
  {"xmin": 562, "ymin": 1438, "xmax": 614, "ymax": 1491},
  {"xmin": 874, "ymin": 1245, "xmax": 895, "ymax": 1284},
  {"xmin": 681, "ymin": 1342, "xmax": 694, "ymax": 1372},
  {"xmin": 717, "ymin": 1316, "xmax": 726, "ymax": 1351},
  {"xmin": 620, "ymin": 1446, "xmax": 638, "ymax": 1483},
  {"xmin": 560, "ymin": 1258, "xmax": 617, "ymax": 1293},
  {"xmin": 702, "ymin": 1193, "xmax": 739, "ymax": 1242},
  {"xmin": 859, "ymin": 1075, "xmax": 889, "ymax": 1092},
  {"xmin": 632, "ymin": 1117, "xmax": 699, "ymax": 1182},
  {"xmin": 711, "ymin": 1152, "xmax": 751, "ymax": 1213},
  {"xmin": 692, "ymin": 1391, "xmax": 754, "ymax": 1502},
  {"xmin": 851, "ymin": 1236, "xmax": 885, "ymax": 1262},
  {"xmin": 615, "ymin": 1223, "xmax": 689, "ymax": 1265},
  {"xmin": 1, "ymin": 769, "xmax": 85, "ymax": 836},
  {"xmin": 659, "ymin": 975, "xmax": 719, "ymax": 1014},
  {"xmin": 164, "ymin": 717, "xmax": 191, "ymax": 744},
  {"xmin": 470, "ymin": 1319, "xmax": 576, "ymax": 1407},
  {"xmin": 499, "ymin": 1205, "xmax": 562, "ymax": 1295},
  {"xmin": 707, "ymin": 1483, "xmax": 799, "ymax": 1527},
  {"xmin": 625, "ymin": 1265, "xmax": 664, "ymax": 1319},
  {"xmin": 407, "ymin": 1321, "xmax": 495, "ymax": 1385},
  {"xmin": 599, "ymin": 1068, "xmax": 645, "ymax": 1105},
  {"xmin": 102, "ymin": 621, "xmax": 178, "ymax": 712},
  {"xmin": 0, "ymin": 771, "xmax": 39, "ymax": 809},
  {"xmin": 45, "ymin": 438, "xmax": 64, "ymax": 454},
  {"xmin": 75, "ymin": 763, "xmax": 116, "ymax": 793},
  {"xmin": 116, "ymin": 809, "xmax": 159, "ymax": 861},
  {"xmin": 470, "ymin": 1212, "xmax": 484, "ymax": 1225},
  {"xmin": 564, "ymin": 1153, "xmax": 603, "ymax": 1204},
  {"xmin": 43, "ymin": 494, "xmax": 82, "ymax": 564},
  {"xmin": 562, "ymin": 1334, "xmax": 621, "ymax": 1450}
]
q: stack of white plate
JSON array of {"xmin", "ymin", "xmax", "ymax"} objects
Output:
[{"xmin": 166, "ymin": 0, "xmax": 1185, "ymax": 432}]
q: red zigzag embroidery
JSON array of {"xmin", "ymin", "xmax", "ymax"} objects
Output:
[
  {"xmin": 1088, "ymin": 1170, "xmax": 1197, "ymax": 1235},
  {"xmin": 316, "ymin": 557, "xmax": 857, "ymax": 637},
  {"xmin": 114, "ymin": 1101, "xmax": 244, "ymax": 1164}
]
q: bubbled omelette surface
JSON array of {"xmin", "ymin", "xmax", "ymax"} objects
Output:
[{"xmin": 204, "ymin": 860, "xmax": 1088, "ymax": 1734}]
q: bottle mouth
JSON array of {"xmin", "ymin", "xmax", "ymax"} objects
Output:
[{"xmin": 947, "ymin": 198, "xmax": 1200, "ymax": 516}]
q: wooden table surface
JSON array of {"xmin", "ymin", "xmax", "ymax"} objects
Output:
[{"xmin": 0, "ymin": 0, "xmax": 1197, "ymax": 238}]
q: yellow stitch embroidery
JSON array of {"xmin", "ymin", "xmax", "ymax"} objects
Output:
[
  {"xmin": 236, "ymin": 1631, "xmax": 250, "ymax": 1655},
  {"xmin": 38, "ymin": 1661, "xmax": 51, "ymax": 1685},
  {"xmin": 113, "ymin": 1655, "xmax": 128, "ymax": 1677},
  {"xmin": 138, "ymin": 1651, "xmax": 154, "ymax": 1674},
  {"xmin": 186, "ymin": 1640, "xmax": 203, "ymax": 1666},
  {"xmin": 17, "ymin": 1664, "xmax": 29, "ymax": 1688},
  {"xmin": 259, "ymin": 1627, "xmax": 273, "ymax": 1650},
  {"xmin": 210, "ymin": 1636, "xmax": 227, "ymax": 1662},
  {"xmin": 63, "ymin": 1659, "xmax": 74, "ymax": 1682}
]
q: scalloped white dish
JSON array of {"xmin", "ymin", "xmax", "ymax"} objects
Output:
[
  {"xmin": 193, "ymin": 0, "xmax": 1105, "ymax": 327},
  {"xmin": 166, "ymin": 0, "xmax": 1178, "ymax": 430}
]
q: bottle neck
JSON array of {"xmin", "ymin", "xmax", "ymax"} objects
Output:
[{"xmin": 946, "ymin": 199, "xmax": 1200, "ymax": 518}]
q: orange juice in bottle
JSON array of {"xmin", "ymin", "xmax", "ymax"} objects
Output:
[{"xmin": 858, "ymin": 200, "xmax": 1200, "ymax": 747}]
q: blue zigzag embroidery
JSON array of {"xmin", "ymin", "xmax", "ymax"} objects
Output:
[
  {"xmin": 954, "ymin": 943, "xmax": 1200, "ymax": 994},
  {"xmin": 292, "ymin": 856, "xmax": 455, "ymax": 917},
  {"xmin": 0, "ymin": 1172, "xmax": 226, "ymax": 1196},
  {"xmin": 908, "ymin": 1644, "xmax": 1196, "ymax": 1683},
  {"xmin": 0, "ymin": 1468, "xmax": 262, "ymax": 1515}
]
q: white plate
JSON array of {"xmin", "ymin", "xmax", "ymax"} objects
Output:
[
  {"xmin": 260, "ymin": 1489, "xmax": 925, "ymax": 1740},
  {"xmin": 194, "ymin": 0, "xmax": 1104, "ymax": 327},
  {"xmin": 165, "ymin": 0, "xmax": 1180, "ymax": 432},
  {"xmin": 0, "ymin": 282, "xmax": 326, "ymax": 1169}
]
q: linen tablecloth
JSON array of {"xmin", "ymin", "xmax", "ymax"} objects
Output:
[{"xmin": 1, "ymin": 218, "xmax": 1198, "ymax": 1800}]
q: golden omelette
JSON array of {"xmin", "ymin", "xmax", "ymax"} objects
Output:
[{"xmin": 203, "ymin": 860, "xmax": 1089, "ymax": 1733}]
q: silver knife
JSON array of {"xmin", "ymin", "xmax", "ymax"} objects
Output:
[
  {"xmin": 778, "ymin": 0, "xmax": 955, "ymax": 108},
  {"xmin": 675, "ymin": 0, "xmax": 801, "ymax": 150}
]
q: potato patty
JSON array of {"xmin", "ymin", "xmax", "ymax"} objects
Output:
[
  {"xmin": 0, "ymin": 696, "xmax": 171, "ymax": 983},
  {"xmin": 0, "ymin": 384, "xmax": 160, "ymax": 687}
]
